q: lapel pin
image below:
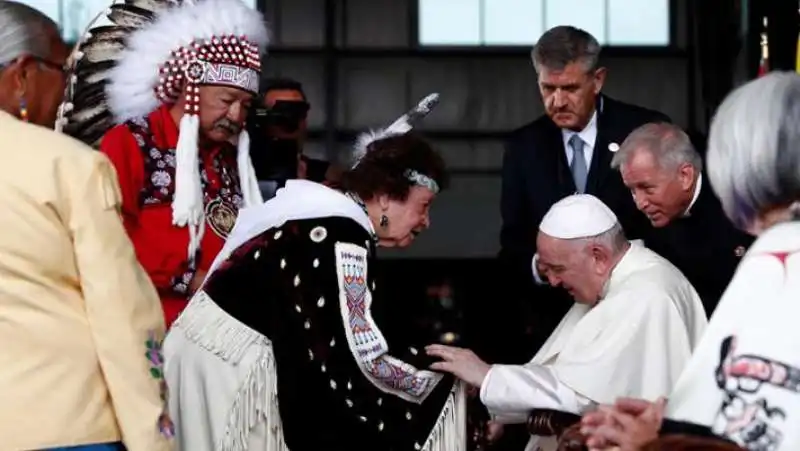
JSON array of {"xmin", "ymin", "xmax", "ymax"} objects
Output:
[
  {"xmin": 734, "ymin": 246, "xmax": 746, "ymax": 257},
  {"xmin": 608, "ymin": 142, "xmax": 619, "ymax": 152}
]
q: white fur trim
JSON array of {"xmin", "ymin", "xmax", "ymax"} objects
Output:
[
  {"xmin": 236, "ymin": 129, "xmax": 264, "ymax": 207},
  {"xmin": 351, "ymin": 128, "xmax": 404, "ymax": 168},
  {"xmin": 173, "ymin": 114, "xmax": 205, "ymax": 260},
  {"xmin": 106, "ymin": 0, "xmax": 270, "ymax": 123},
  {"xmin": 350, "ymin": 93, "xmax": 439, "ymax": 168}
]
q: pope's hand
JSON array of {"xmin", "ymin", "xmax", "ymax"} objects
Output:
[{"xmin": 425, "ymin": 344, "xmax": 491, "ymax": 388}]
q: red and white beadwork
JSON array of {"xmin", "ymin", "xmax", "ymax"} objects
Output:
[{"xmin": 155, "ymin": 34, "xmax": 261, "ymax": 115}]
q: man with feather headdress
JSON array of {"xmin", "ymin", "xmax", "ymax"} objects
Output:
[{"xmin": 59, "ymin": 0, "xmax": 265, "ymax": 327}]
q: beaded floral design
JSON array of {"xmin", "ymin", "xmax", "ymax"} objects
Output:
[
  {"xmin": 145, "ymin": 330, "xmax": 175, "ymax": 438},
  {"xmin": 146, "ymin": 331, "xmax": 165, "ymax": 378}
]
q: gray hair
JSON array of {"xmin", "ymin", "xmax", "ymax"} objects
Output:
[
  {"xmin": 0, "ymin": 1, "xmax": 59, "ymax": 68},
  {"xmin": 611, "ymin": 122, "xmax": 703, "ymax": 172},
  {"xmin": 531, "ymin": 25, "xmax": 601, "ymax": 74},
  {"xmin": 569, "ymin": 222, "xmax": 628, "ymax": 256},
  {"xmin": 707, "ymin": 71, "xmax": 800, "ymax": 229}
]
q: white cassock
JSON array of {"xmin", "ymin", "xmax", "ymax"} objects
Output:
[
  {"xmin": 667, "ymin": 222, "xmax": 800, "ymax": 451},
  {"xmin": 480, "ymin": 242, "xmax": 708, "ymax": 451}
]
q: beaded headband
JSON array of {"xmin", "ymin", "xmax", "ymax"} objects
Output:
[{"xmin": 156, "ymin": 34, "xmax": 262, "ymax": 115}]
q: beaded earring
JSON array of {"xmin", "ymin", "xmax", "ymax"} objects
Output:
[{"xmin": 19, "ymin": 98, "xmax": 28, "ymax": 122}]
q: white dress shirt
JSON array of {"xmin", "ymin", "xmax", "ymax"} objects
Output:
[
  {"xmin": 683, "ymin": 174, "xmax": 702, "ymax": 216},
  {"xmin": 531, "ymin": 111, "xmax": 599, "ymax": 284},
  {"xmin": 562, "ymin": 110, "xmax": 598, "ymax": 170}
]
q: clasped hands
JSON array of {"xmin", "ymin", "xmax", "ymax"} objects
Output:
[{"xmin": 580, "ymin": 397, "xmax": 666, "ymax": 451}]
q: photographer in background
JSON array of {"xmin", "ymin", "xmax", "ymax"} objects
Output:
[{"xmin": 248, "ymin": 78, "xmax": 340, "ymax": 199}]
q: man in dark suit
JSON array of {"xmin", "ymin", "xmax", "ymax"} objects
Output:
[
  {"xmin": 611, "ymin": 122, "xmax": 753, "ymax": 316},
  {"xmin": 496, "ymin": 26, "xmax": 670, "ymax": 362}
]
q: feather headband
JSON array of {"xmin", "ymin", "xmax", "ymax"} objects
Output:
[{"xmin": 351, "ymin": 93, "xmax": 441, "ymax": 193}]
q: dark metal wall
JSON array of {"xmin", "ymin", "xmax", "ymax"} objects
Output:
[{"xmin": 258, "ymin": 0, "xmax": 694, "ymax": 258}]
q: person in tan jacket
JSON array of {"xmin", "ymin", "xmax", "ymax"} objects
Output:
[{"xmin": 0, "ymin": 3, "xmax": 173, "ymax": 450}]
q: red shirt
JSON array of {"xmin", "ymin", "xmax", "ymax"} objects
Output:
[{"xmin": 101, "ymin": 105, "xmax": 243, "ymax": 326}]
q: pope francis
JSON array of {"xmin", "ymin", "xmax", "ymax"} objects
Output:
[{"xmin": 427, "ymin": 194, "xmax": 708, "ymax": 451}]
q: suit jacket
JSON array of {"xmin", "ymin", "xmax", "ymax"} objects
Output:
[
  {"xmin": 0, "ymin": 111, "xmax": 172, "ymax": 451},
  {"xmin": 644, "ymin": 178, "xmax": 754, "ymax": 316},
  {"xmin": 496, "ymin": 95, "xmax": 670, "ymax": 360}
]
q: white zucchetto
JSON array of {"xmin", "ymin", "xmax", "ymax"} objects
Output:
[{"xmin": 539, "ymin": 194, "xmax": 618, "ymax": 239}]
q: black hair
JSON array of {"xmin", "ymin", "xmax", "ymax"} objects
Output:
[
  {"xmin": 340, "ymin": 132, "xmax": 449, "ymax": 202},
  {"xmin": 262, "ymin": 77, "xmax": 306, "ymax": 101}
]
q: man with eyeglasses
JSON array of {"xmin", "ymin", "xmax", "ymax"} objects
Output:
[{"xmin": 0, "ymin": 1, "xmax": 68, "ymax": 128}]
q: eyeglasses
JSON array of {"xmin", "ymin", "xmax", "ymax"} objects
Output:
[
  {"xmin": 0, "ymin": 56, "xmax": 67, "ymax": 74},
  {"xmin": 32, "ymin": 57, "xmax": 68, "ymax": 74}
]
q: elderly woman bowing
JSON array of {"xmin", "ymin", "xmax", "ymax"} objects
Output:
[
  {"xmin": 581, "ymin": 72, "xmax": 800, "ymax": 451},
  {"xmin": 163, "ymin": 95, "xmax": 469, "ymax": 451}
]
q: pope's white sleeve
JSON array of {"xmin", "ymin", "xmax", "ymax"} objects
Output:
[
  {"xmin": 478, "ymin": 363, "xmax": 593, "ymax": 424},
  {"xmin": 531, "ymin": 253, "xmax": 548, "ymax": 285}
]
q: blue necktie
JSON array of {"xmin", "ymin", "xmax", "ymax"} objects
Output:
[{"xmin": 569, "ymin": 135, "xmax": 588, "ymax": 193}]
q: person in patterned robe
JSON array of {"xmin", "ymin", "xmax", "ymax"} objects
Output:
[
  {"xmin": 96, "ymin": 0, "xmax": 266, "ymax": 326},
  {"xmin": 163, "ymin": 127, "xmax": 468, "ymax": 450}
]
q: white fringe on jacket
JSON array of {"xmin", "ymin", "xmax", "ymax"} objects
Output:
[
  {"xmin": 164, "ymin": 291, "xmax": 466, "ymax": 451},
  {"xmin": 164, "ymin": 291, "xmax": 288, "ymax": 451}
]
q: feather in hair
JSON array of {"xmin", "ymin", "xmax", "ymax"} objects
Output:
[
  {"xmin": 85, "ymin": 25, "xmax": 133, "ymax": 41},
  {"xmin": 350, "ymin": 93, "xmax": 440, "ymax": 168},
  {"xmin": 72, "ymin": 83, "xmax": 108, "ymax": 111},
  {"xmin": 74, "ymin": 60, "xmax": 115, "ymax": 85},
  {"xmin": 81, "ymin": 36, "xmax": 127, "ymax": 63},
  {"xmin": 126, "ymin": 0, "xmax": 183, "ymax": 10},
  {"xmin": 351, "ymin": 128, "xmax": 403, "ymax": 169},
  {"xmin": 108, "ymin": 4, "xmax": 155, "ymax": 28},
  {"xmin": 56, "ymin": 0, "xmax": 177, "ymax": 140}
]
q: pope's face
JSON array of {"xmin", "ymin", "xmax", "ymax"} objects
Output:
[
  {"xmin": 537, "ymin": 233, "xmax": 604, "ymax": 304},
  {"xmin": 197, "ymin": 85, "xmax": 254, "ymax": 143}
]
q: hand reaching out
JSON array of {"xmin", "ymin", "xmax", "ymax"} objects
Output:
[{"xmin": 425, "ymin": 344, "xmax": 492, "ymax": 388}]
